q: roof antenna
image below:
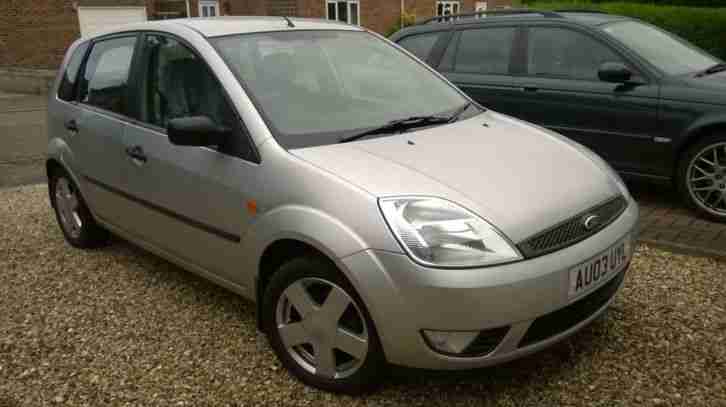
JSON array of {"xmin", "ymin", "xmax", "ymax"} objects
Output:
[{"xmin": 283, "ymin": 16, "xmax": 295, "ymax": 27}]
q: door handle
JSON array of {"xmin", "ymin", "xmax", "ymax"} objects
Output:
[
  {"xmin": 64, "ymin": 119, "xmax": 79, "ymax": 133},
  {"xmin": 125, "ymin": 145, "xmax": 147, "ymax": 163},
  {"xmin": 522, "ymin": 85, "xmax": 539, "ymax": 93}
]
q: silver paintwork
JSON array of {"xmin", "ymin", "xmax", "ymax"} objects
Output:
[
  {"xmin": 47, "ymin": 18, "xmax": 639, "ymax": 373},
  {"xmin": 276, "ymin": 277, "xmax": 368, "ymax": 379},
  {"xmin": 687, "ymin": 142, "xmax": 726, "ymax": 216}
]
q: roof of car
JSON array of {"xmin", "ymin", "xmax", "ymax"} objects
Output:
[
  {"xmin": 556, "ymin": 12, "xmax": 629, "ymax": 25},
  {"xmin": 394, "ymin": 10, "xmax": 630, "ymax": 38},
  {"xmin": 85, "ymin": 16, "xmax": 362, "ymax": 39}
]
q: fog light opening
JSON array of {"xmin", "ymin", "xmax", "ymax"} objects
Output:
[
  {"xmin": 421, "ymin": 330, "xmax": 479, "ymax": 355},
  {"xmin": 422, "ymin": 326, "xmax": 510, "ymax": 357}
]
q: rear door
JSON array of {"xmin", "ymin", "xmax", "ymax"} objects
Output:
[
  {"xmin": 119, "ymin": 33, "xmax": 260, "ymax": 283},
  {"xmin": 437, "ymin": 25, "xmax": 525, "ymax": 117},
  {"xmin": 515, "ymin": 25, "xmax": 662, "ymax": 175},
  {"xmin": 71, "ymin": 34, "xmax": 141, "ymax": 225}
]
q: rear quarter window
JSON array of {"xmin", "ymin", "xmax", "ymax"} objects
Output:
[
  {"xmin": 397, "ymin": 32, "xmax": 443, "ymax": 62},
  {"xmin": 58, "ymin": 42, "xmax": 89, "ymax": 102}
]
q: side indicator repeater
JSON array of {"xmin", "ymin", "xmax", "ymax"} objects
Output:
[{"xmin": 247, "ymin": 200, "xmax": 258, "ymax": 215}]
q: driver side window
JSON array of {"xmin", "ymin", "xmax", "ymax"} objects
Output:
[
  {"xmin": 527, "ymin": 27, "xmax": 624, "ymax": 81},
  {"xmin": 141, "ymin": 35, "xmax": 234, "ymax": 130}
]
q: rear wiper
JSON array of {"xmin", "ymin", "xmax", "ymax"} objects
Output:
[
  {"xmin": 339, "ymin": 115, "xmax": 450, "ymax": 143},
  {"xmin": 695, "ymin": 62, "xmax": 726, "ymax": 77}
]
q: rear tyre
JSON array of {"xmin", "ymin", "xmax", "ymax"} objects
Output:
[
  {"xmin": 677, "ymin": 134, "xmax": 726, "ymax": 222},
  {"xmin": 49, "ymin": 169, "xmax": 109, "ymax": 248},
  {"xmin": 262, "ymin": 256, "xmax": 386, "ymax": 394}
]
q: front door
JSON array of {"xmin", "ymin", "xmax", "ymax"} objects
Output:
[
  {"xmin": 440, "ymin": 26, "xmax": 525, "ymax": 119},
  {"xmin": 120, "ymin": 33, "xmax": 260, "ymax": 284},
  {"xmin": 198, "ymin": 0, "xmax": 219, "ymax": 17},
  {"xmin": 515, "ymin": 26, "xmax": 663, "ymax": 175}
]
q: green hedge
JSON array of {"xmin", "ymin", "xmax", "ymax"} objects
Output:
[{"xmin": 526, "ymin": 1, "xmax": 726, "ymax": 59}]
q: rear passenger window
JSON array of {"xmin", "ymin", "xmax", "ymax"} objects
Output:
[
  {"xmin": 454, "ymin": 27, "xmax": 515, "ymax": 75},
  {"xmin": 528, "ymin": 27, "xmax": 622, "ymax": 81},
  {"xmin": 79, "ymin": 36, "xmax": 137, "ymax": 115},
  {"xmin": 58, "ymin": 42, "xmax": 89, "ymax": 102},
  {"xmin": 398, "ymin": 32, "xmax": 442, "ymax": 62}
]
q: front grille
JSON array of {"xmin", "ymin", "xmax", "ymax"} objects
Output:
[
  {"xmin": 518, "ymin": 268, "xmax": 626, "ymax": 348},
  {"xmin": 461, "ymin": 326, "xmax": 510, "ymax": 356},
  {"xmin": 518, "ymin": 196, "xmax": 628, "ymax": 258}
]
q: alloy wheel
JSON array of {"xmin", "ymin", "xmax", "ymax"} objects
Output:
[
  {"xmin": 55, "ymin": 177, "xmax": 83, "ymax": 238},
  {"xmin": 687, "ymin": 142, "xmax": 726, "ymax": 217},
  {"xmin": 275, "ymin": 277, "xmax": 369, "ymax": 379}
]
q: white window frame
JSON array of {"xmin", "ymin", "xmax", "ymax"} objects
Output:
[
  {"xmin": 436, "ymin": 1, "xmax": 461, "ymax": 17},
  {"xmin": 198, "ymin": 0, "xmax": 220, "ymax": 17},
  {"xmin": 325, "ymin": 0, "xmax": 360, "ymax": 25}
]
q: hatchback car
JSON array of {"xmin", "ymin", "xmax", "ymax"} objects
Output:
[
  {"xmin": 392, "ymin": 9, "xmax": 726, "ymax": 222},
  {"xmin": 47, "ymin": 17, "xmax": 638, "ymax": 393}
]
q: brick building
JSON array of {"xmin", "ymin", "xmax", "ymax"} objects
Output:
[
  {"xmin": 231, "ymin": 0, "xmax": 515, "ymax": 36},
  {"xmin": 0, "ymin": 0, "xmax": 513, "ymax": 72}
]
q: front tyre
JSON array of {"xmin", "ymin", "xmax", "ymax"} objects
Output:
[
  {"xmin": 678, "ymin": 135, "xmax": 726, "ymax": 222},
  {"xmin": 262, "ymin": 256, "xmax": 386, "ymax": 394}
]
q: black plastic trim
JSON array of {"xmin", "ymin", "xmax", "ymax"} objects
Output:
[{"xmin": 81, "ymin": 175, "xmax": 241, "ymax": 243}]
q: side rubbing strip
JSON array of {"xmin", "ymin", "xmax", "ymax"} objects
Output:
[{"xmin": 81, "ymin": 175, "xmax": 241, "ymax": 243}]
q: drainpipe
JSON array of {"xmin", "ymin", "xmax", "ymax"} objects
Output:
[
  {"xmin": 185, "ymin": 0, "xmax": 191, "ymax": 18},
  {"xmin": 401, "ymin": 0, "xmax": 404, "ymax": 27}
]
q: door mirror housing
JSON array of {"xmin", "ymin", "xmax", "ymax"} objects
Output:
[
  {"xmin": 167, "ymin": 116, "xmax": 230, "ymax": 147},
  {"xmin": 598, "ymin": 62, "xmax": 633, "ymax": 83}
]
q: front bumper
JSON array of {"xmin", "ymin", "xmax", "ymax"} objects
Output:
[{"xmin": 341, "ymin": 198, "xmax": 639, "ymax": 370}]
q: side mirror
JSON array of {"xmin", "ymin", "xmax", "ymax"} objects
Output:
[
  {"xmin": 598, "ymin": 62, "xmax": 633, "ymax": 84},
  {"xmin": 167, "ymin": 116, "xmax": 229, "ymax": 147}
]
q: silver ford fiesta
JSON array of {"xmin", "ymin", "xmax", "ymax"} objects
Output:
[{"xmin": 46, "ymin": 16, "xmax": 638, "ymax": 393}]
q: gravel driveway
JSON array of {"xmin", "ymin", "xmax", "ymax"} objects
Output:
[{"xmin": 1, "ymin": 184, "xmax": 725, "ymax": 406}]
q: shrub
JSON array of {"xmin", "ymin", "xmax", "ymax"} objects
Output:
[
  {"xmin": 526, "ymin": 1, "xmax": 726, "ymax": 59},
  {"xmin": 386, "ymin": 11, "xmax": 418, "ymax": 37}
]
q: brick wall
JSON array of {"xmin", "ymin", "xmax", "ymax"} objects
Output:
[
  {"xmin": 235, "ymin": 0, "xmax": 511, "ymax": 35},
  {"xmin": 0, "ymin": 0, "xmax": 80, "ymax": 69}
]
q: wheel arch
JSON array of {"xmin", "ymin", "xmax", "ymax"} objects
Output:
[
  {"xmin": 240, "ymin": 205, "xmax": 371, "ymax": 330},
  {"xmin": 675, "ymin": 117, "xmax": 726, "ymax": 177}
]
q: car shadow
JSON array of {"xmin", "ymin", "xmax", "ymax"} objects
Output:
[{"xmin": 625, "ymin": 178, "xmax": 682, "ymax": 209}]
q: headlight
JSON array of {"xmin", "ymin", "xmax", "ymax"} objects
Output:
[{"xmin": 379, "ymin": 197, "xmax": 522, "ymax": 268}]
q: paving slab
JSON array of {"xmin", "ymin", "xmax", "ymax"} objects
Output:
[{"xmin": 628, "ymin": 180, "xmax": 726, "ymax": 261}]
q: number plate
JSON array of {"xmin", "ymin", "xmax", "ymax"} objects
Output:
[{"xmin": 568, "ymin": 235, "xmax": 631, "ymax": 300}]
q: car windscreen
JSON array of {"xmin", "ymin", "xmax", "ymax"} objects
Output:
[
  {"xmin": 602, "ymin": 20, "xmax": 719, "ymax": 76},
  {"xmin": 211, "ymin": 30, "xmax": 471, "ymax": 148}
]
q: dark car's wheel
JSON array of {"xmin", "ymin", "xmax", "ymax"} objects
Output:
[
  {"xmin": 262, "ymin": 256, "xmax": 386, "ymax": 394},
  {"xmin": 677, "ymin": 135, "xmax": 726, "ymax": 222},
  {"xmin": 49, "ymin": 169, "xmax": 109, "ymax": 248}
]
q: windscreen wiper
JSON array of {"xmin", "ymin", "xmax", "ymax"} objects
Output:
[
  {"xmin": 338, "ymin": 102, "xmax": 474, "ymax": 144},
  {"xmin": 447, "ymin": 101, "xmax": 473, "ymax": 123},
  {"xmin": 339, "ymin": 115, "xmax": 450, "ymax": 143},
  {"xmin": 695, "ymin": 62, "xmax": 726, "ymax": 77}
]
